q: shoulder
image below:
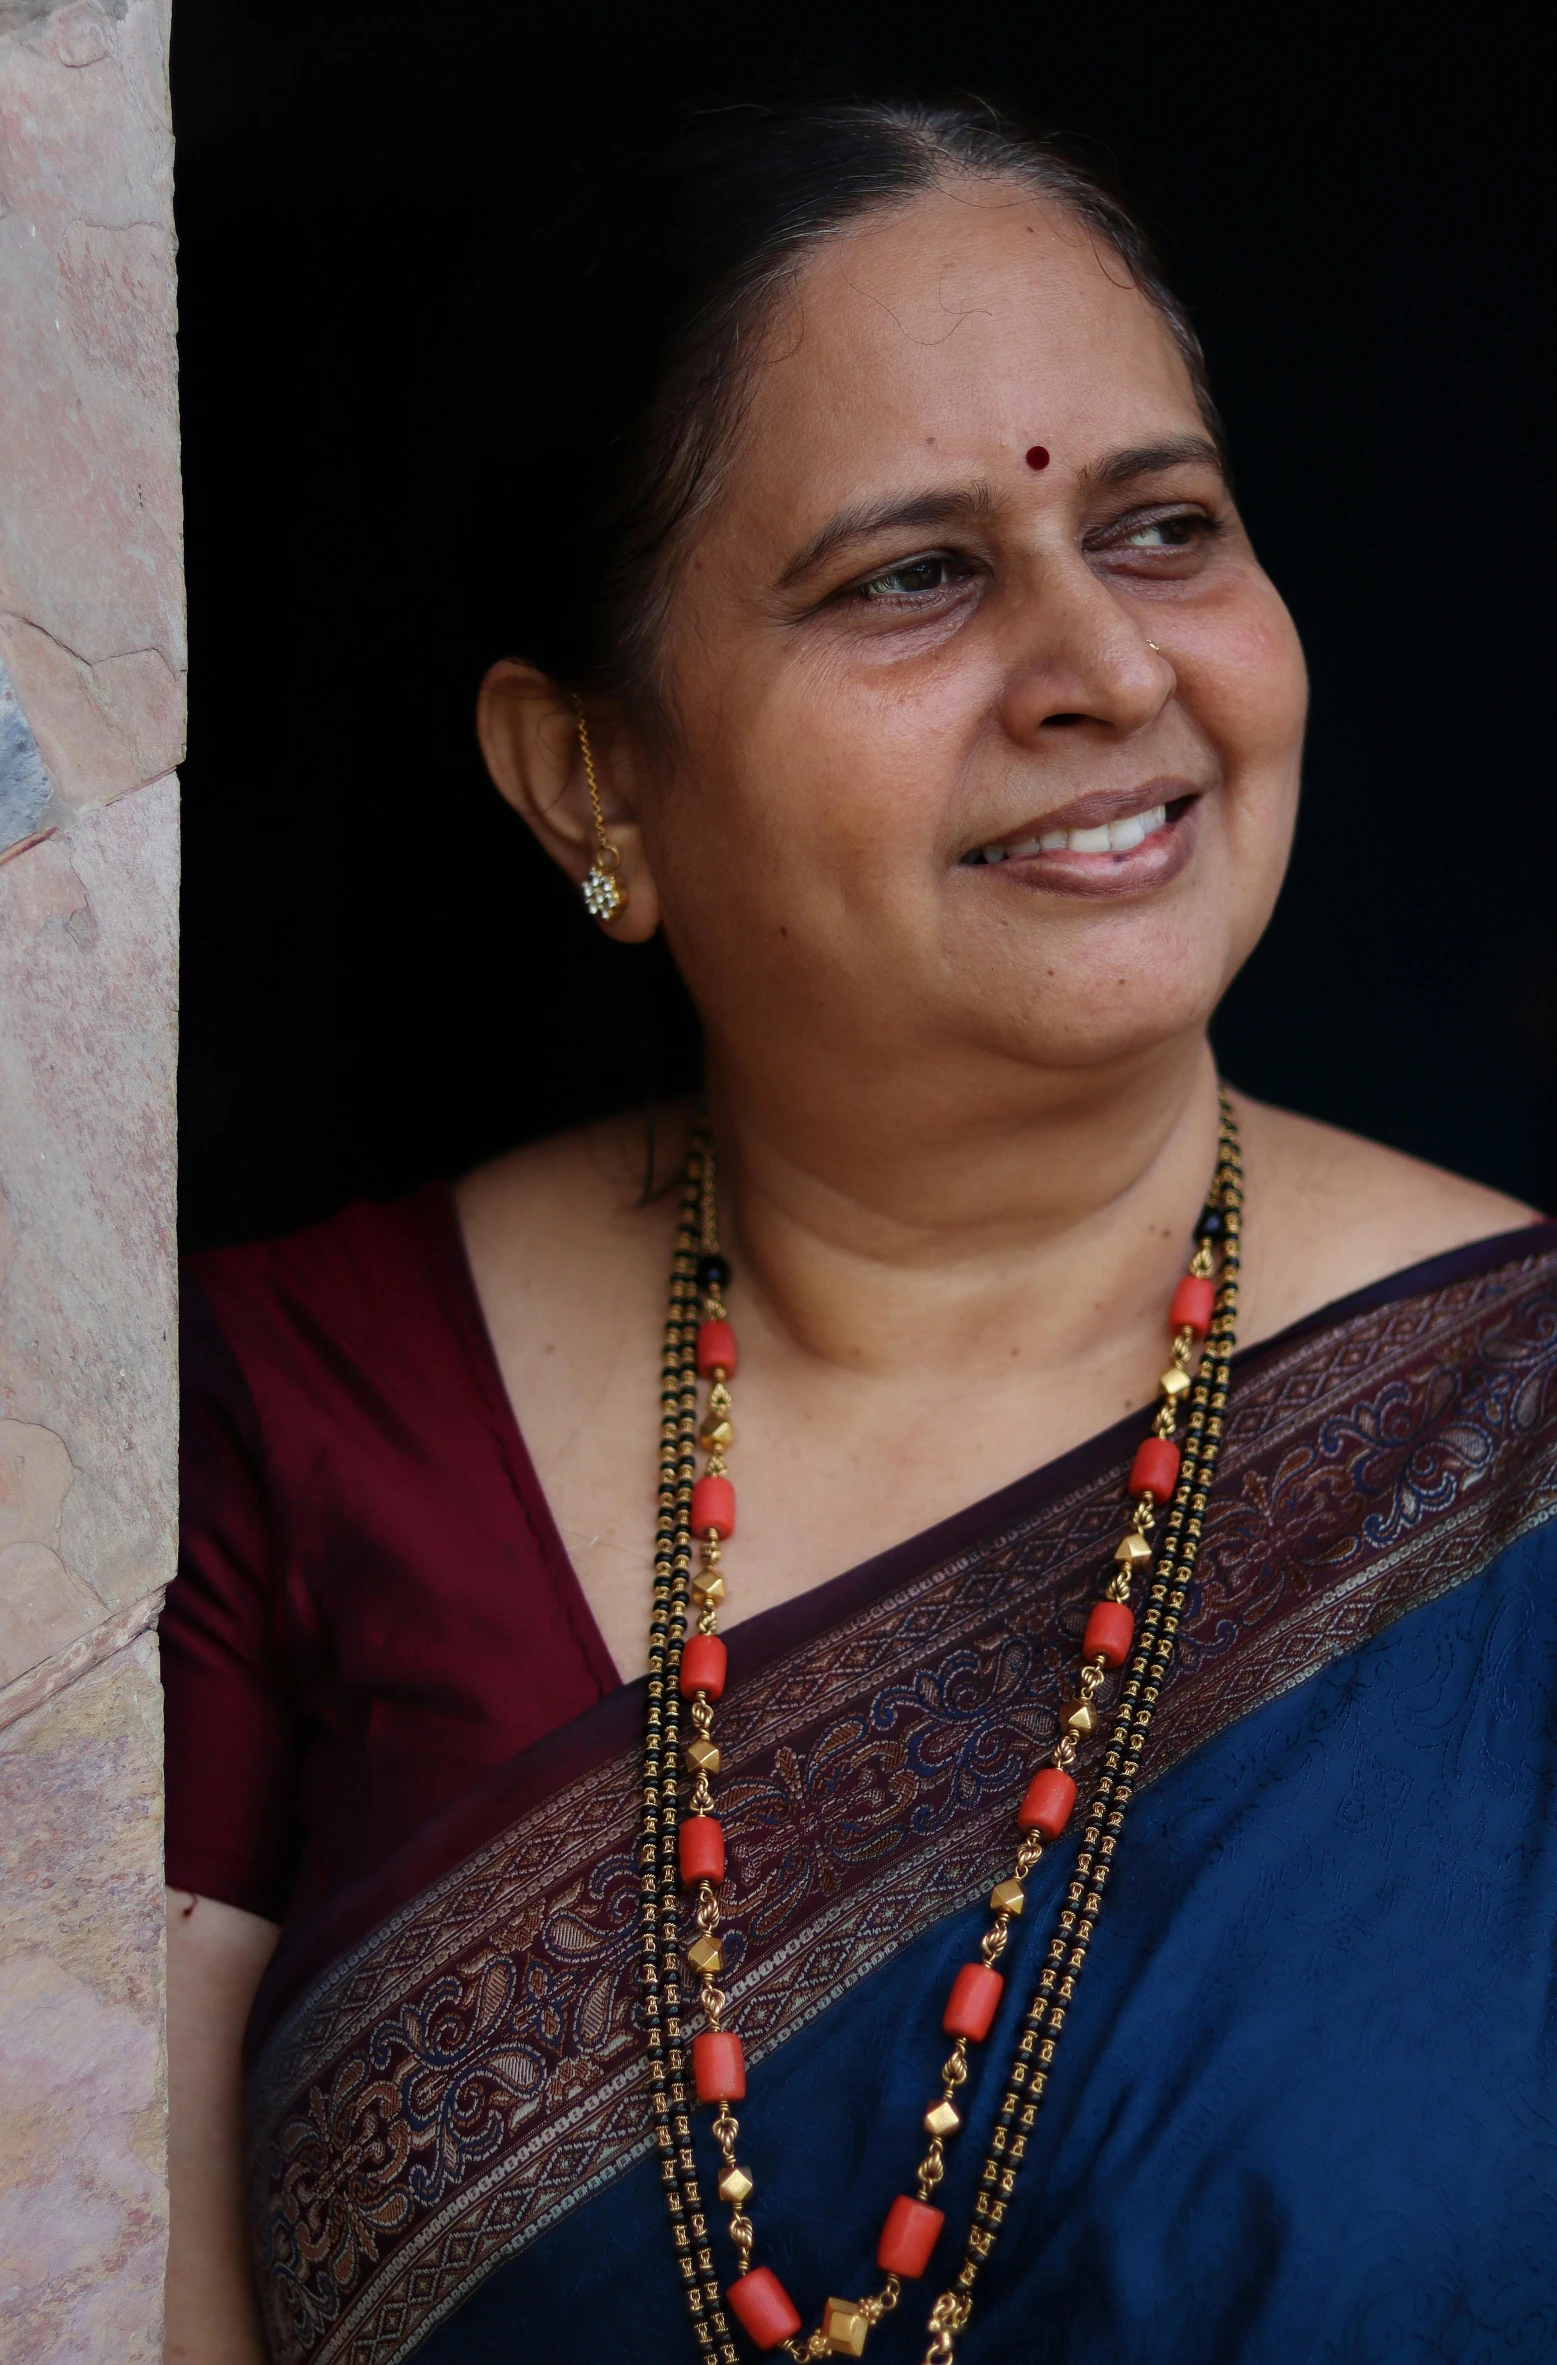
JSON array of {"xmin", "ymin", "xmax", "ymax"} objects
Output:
[
  {"xmin": 184, "ymin": 1182, "xmax": 476, "ymax": 1418},
  {"xmin": 1230, "ymin": 1090, "xmax": 1545, "ymax": 1344},
  {"xmin": 188, "ymin": 1185, "xmax": 455, "ymax": 1317}
]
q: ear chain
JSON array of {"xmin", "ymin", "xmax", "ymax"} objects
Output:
[
  {"xmin": 576, "ymin": 700, "xmax": 627, "ymax": 922},
  {"xmin": 642, "ymin": 1096, "xmax": 1243, "ymax": 2360}
]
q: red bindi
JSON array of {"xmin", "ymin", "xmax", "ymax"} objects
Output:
[{"xmin": 1025, "ymin": 445, "xmax": 1050, "ymax": 470}]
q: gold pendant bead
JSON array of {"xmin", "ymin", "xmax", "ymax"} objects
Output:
[
  {"xmin": 692, "ymin": 1572, "xmax": 726, "ymax": 1607},
  {"xmin": 1063, "ymin": 1699, "xmax": 1096, "ymax": 1737},
  {"xmin": 717, "ymin": 2162, "xmax": 754, "ymax": 2204},
  {"xmin": 1158, "ymin": 1364, "xmax": 1191, "ymax": 1400},
  {"xmin": 822, "ymin": 2297, "xmax": 870, "ymax": 2356},
  {"xmin": 1114, "ymin": 1531, "xmax": 1153, "ymax": 1568},
  {"xmin": 989, "ymin": 1877, "xmax": 1025, "ymax": 1917},
  {"xmin": 687, "ymin": 1933, "xmax": 724, "ymax": 1977},
  {"xmin": 923, "ymin": 2098, "xmax": 961, "ymax": 2138},
  {"xmin": 699, "ymin": 1413, "xmax": 735, "ymax": 1452},
  {"xmin": 686, "ymin": 1737, "xmax": 721, "ymax": 1775}
]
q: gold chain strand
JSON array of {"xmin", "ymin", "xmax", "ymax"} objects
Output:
[
  {"xmin": 643, "ymin": 1130, "xmax": 738, "ymax": 2361},
  {"xmin": 679, "ymin": 1136, "xmax": 741, "ymax": 2362},
  {"xmin": 918, "ymin": 1094, "xmax": 1243, "ymax": 2362},
  {"xmin": 647, "ymin": 1151, "xmax": 708, "ymax": 2341},
  {"xmin": 675, "ymin": 1134, "xmax": 741, "ymax": 2358}
]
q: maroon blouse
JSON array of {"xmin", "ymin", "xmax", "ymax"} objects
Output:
[{"xmin": 162, "ymin": 1185, "xmax": 620, "ymax": 1924}]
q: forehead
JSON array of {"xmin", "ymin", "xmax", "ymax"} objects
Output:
[{"xmin": 730, "ymin": 185, "xmax": 1201, "ymax": 524}]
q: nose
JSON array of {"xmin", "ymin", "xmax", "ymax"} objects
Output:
[{"xmin": 996, "ymin": 555, "xmax": 1170, "ymax": 745}]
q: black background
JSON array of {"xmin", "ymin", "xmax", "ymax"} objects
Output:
[{"xmin": 172, "ymin": 5, "xmax": 1554, "ymax": 1252}]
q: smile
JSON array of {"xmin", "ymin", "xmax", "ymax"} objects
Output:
[
  {"xmin": 957, "ymin": 782, "xmax": 1204, "ymax": 898},
  {"xmin": 966, "ymin": 800, "xmax": 1169, "ymax": 861}
]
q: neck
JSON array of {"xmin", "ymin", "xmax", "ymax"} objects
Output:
[{"xmin": 703, "ymin": 1031, "xmax": 1225, "ymax": 1385}]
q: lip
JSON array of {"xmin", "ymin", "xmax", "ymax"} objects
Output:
[{"xmin": 958, "ymin": 779, "xmax": 1206, "ymax": 900}]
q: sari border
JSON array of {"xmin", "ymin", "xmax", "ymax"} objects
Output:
[{"xmin": 247, "ymin": 1233, "xmax": 1557, "ymax": 2365}]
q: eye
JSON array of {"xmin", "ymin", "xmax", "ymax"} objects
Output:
[
  {"xmin": 1121, "ymin": 511, "xmax": 1207, "ymax": 549},
  {"xmin": 852, "ymin": 552, "xmax": 967, "ymax": 602}
]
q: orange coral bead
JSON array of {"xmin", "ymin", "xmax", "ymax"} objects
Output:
[
  {"xmin": 696, "ymin": 1319, "xmax": 739, "ymax": 1377},
  {"xmin": 691, "ymin": 1475, "xmax": 735, "ymax": 1539},
  {"xmin": 692, "ymin": 2028, "xmax": 746, "ymax": 2102},
  {"xmin": 1017, "ymin": 1765, "xmax": 1077, "ymax": 1839},
  {"xmin": 727, "ymin": 2266, "xmax": 801, "ymax": 2349},
  {"xmin": 877, "ymin": 2194, "xmax": 945, "ymax": 2279},
  {"xmin": 1083, "ymin": 1601, "xmax": 1135, "ymax": 1669},
  {"xmin": 1129, "ymin": 1436, "xmax": 1181, "ymax": 1501},
  {"xmin": 942, "ymin": 1961, "xmax": 1004, "ymax": 2041},
  {"xmin": 679, "ymin": 1634, "xmax": 728, "ymax": 1699},
  {"xmin": 1169, "ymin": 1274, "xmax": 1215, "ymax": 1336},
  {"xmin": 678, "ymin": 1814, "xmax": 725, "ymax": 1885}
]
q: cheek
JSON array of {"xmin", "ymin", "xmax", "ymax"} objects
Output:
[
  {"xmin": 662, "ymin": 645, "xmax": 960, "ymax": 911},
  {"xmin": 646, "ymin": 701, "xmax": 963, "ymax": 1062},
  {"xmin": 1179, "ymin": 591, "xmax": 1306, "ymax": 902},
  {"xmin": 1209, "ymin": 688, "xmax": 1304, "ymax": 1008},
  {"xmin": 1190, "ymin": 587, "xmax": 1308, "ymax": 790},
  {"xmin": 640, "ymin": 697, "xmax": 888, "ymax": 1010}
]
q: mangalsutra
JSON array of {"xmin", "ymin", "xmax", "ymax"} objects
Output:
[{"xmin": 641, "ymin": 1098, "xmax": 1243, "ymax": 2361}]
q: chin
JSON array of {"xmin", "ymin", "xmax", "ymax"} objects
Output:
[{"xmin": 941, "ymin": 905, "xmax": 1238, "ymax": 1076}]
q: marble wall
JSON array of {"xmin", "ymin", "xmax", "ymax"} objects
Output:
[{"xmin": 0, "ymin": 0, "xmax": 181, "ymax": 2352}]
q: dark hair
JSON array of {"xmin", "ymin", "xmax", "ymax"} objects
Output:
[{"xmin": 472, "ymin": 98, "xmax": 1217, "ymax": 713}]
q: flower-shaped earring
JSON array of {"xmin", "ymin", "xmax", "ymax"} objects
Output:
[{"xmin": 575, "ymin": 699, "xmax": 627, "ymax": 923}]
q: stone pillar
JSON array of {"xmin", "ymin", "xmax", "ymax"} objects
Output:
[{"xmin": 0, "ymin": 1, "xmax": 181, "ymax": 2354}]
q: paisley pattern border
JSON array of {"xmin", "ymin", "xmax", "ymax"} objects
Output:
[{"xmin": 247, "ymin": 1245, "xmax": 1557, "ymax": 2364}]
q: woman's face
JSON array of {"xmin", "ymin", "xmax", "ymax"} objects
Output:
[{"xmin": 636, "ymin": 184, "xmax": 1306, "ymax": 1121}]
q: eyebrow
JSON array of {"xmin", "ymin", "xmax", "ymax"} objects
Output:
[
  {"xmin": 1080, "ymin": 434, "xmax": 1225, "ymax": 488},
  {"xmin": 776, "ymin": 482, "xmax": 1000, "ymax": 589}
]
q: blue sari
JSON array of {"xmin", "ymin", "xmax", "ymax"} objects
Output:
[{"xmin": 245, "ymin": 1227, "xmax": 1557, "ymax": 2363}]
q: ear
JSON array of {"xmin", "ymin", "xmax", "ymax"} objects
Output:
[{"xmin": 475, "ymin": 661, "xmax": 662, "ymax": 942}]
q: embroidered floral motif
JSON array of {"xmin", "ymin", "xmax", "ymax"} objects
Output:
[{"xmin": 249, "ymin": 1249, "xmax": 1557, "ymax": 2364}]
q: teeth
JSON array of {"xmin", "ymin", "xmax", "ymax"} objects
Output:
[{"xmin": 975, "ymin": 803, "xmax": 1172, "ymax": 864}]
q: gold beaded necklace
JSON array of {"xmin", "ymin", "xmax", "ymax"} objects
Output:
[{"xmin": 641, "ymin": 1096, "xmax": 1243, "ymax": 2362}]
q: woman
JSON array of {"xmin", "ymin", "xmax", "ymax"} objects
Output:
[{"xmin": 163, "ymin": 102, "xmax": 1557, "ymax": 2365}]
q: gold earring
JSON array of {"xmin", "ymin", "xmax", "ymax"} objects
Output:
[
  {"xmin": 1147, "ymin": 640, "xmax": 1161, "ymax": 653},
  {"xmin": 574, "ymin": 699, "xmax": 627, "ymax": 922}
]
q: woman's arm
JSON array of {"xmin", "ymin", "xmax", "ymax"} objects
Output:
[{"xmin": 165, "ymin": 1889, "xmax": 281, "ymax": 2364}]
